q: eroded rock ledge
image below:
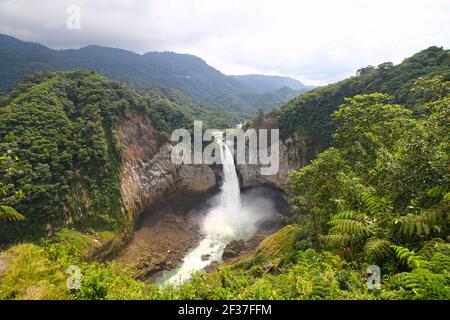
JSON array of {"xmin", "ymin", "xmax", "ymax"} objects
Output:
[
  {"xmin": 112, "ymin": 112, "xmax": 220, "ymax": 278},
  {"xmin": 235, "ymin": 113, "xmax": 306, "ymax": 191},
  {"xmin": 235, "ymin": 141, "xmax": 291, "ymax": 191},
  {"xmin": 119, "ymin": 112, "xmax": 219, "ymax": 227}
]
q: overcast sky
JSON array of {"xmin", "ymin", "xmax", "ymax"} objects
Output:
[{"xmin": 0, "ymin": 0, "xmax": 449, "ymax": 85}]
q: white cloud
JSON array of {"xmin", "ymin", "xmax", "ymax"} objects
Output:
[{"xmin": 0, "ymin": 0, "xmax": 449, "ymax": 85}]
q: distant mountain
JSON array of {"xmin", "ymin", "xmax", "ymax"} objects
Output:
[
  {"xmin": 0, "ymin": 34, "xmax": 310, "ymax": 119},
  {"xmin": 230, "ymin": 74, "xmax": 308, "ymax": 93},
  {"xmin": 238, "ymin": 86, "xmax": 309, "ymax": 111}
]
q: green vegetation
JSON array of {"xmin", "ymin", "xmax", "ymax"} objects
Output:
[
  {"xmin": 0, "ymin": 48, "xmax": 448, "ymax": 301},
  {"xmin": 238, "ymin": 87, "xmax": 308, "ymax": 112},
  {"xmin": 287, "ymin": 77, "xmax": 449, "ymax": 299},
  {"xmin": 0, "ymin": 226, "xmax": 373, "ymax": 300},
  {"xmin": 165, "ymin": 228, "xmax": 375, "ymax": 300},
  {"xmin": 278, "ymin": 46, "xmax": 450, "ymax": 161},
  {"xmin": 137, "ymin": 86, "xmax": 241, "ymax": 128},
  {"xmin": 0, "ymin": 70, "xmax": 191, "ymax": 242},
  {"xmin": 0, "ymin": 151, "xmax": 25, "ymax": 222},
  {"xmin": 0, "ymin": 240, "xmax": 153, "ymax": 300},
  {"xmin": 0, "ymin": 34, "xmax": 308, "ymax": 120}
]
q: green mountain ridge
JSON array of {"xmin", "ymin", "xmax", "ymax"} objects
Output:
[
  {"xmin": 230, "ymin": 74, "xmax": 309, "ymax": 93},
  {"xmin": 0, "ymin": 34, "xmax": 308, "ymax": 119},
  {"xmin": 0, "ymin": 70, "xmax": 192, "ymax": 242},
  {"xmin": 275, "ymin": 46, "xmax": 450, "ymax": 161}
]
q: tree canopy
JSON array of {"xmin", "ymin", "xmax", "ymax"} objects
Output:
[
  {"xmin": 277, "ymin": 46, "xmax": 450, "ymax": 161},
  {"xmin": 0, "ymin": 70, "xmax": 192, "ymax": 242}
]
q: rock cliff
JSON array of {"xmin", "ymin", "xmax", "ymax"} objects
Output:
[
  {"xmin": 119, "ymin": 112, "xmax": 218, "ymax": 226},
  {"xmin": 235, "ymin": 141, "xmax": 291, "ymax": 190},
  {"xmin": 236, "ymin": 114, "xmax": 306, "ymax": 191}
]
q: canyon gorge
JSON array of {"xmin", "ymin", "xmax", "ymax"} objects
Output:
[{"xmin": 114, "ymin": 112, "xmax": 293, "ymax": 284}]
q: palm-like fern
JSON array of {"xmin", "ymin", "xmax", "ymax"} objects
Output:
[
  {"xmin": 383, "ymin": 268, "xmax": 449, "ymax": 300},
  {"xmin": 320, "ymin": 234, "xmax": 353, "ymax": 246},
  {"xmin": 0, "ymin": 205, "xmax": 25, "ymax": 221},
  {"xmin": 391, "ymin": 245, "xmax": 425, "ymax": 269},
  {"xmin": 417, "ymin": 238, "xmax": 448, "ymax": 259},
  {"xmin": 329, "ymin": 219, "xmax": 371, "ymax": 238},
  {"xmin": 362, "ymin": 192, "xmax": 392, "ymax": 216},
  {"xmin": 321, "ymin": 211, "xmax": 374, "ymax": 247},
  {"xmin": 383, "ymin": 247, "xmax": 450, "ymax": 300},
  {"xmin": 397, "ymin": 210, "xmax": 442, "ymax": 239},
  {"xmin": 364, "ymin": 238, "xmax": 392, "ymax": 261}
]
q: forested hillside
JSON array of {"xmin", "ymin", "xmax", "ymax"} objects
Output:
[
  {"xmin": 0, "ymin": 44, "xmax": 448, "ymax": 301},
  {"xmin": 238, "ymin": 86, "xmax": 308, "ymax": 111},
  {"xmin": 0, "ymin": 34, "xmax": 308, "ymax": 120},
  {"xmin": 157, "ymin": 76, "xmax": 449, "ymax": 300},
  {"xmin": 277, "ymin": 46, "xmax": 450, "ymax": 161},
  {"xmin": 0, "ymin": 70, "xmax": 192, "ymax": 243},
  {"xmin": 134, "ymin": 86, "xmax": 241, "ymax": 128},
  {"xmin": 1, "ymin": 74, "xmax": 447, "ymax": 300}
]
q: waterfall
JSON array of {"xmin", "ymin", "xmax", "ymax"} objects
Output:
[
  {"xmin": 201, "ymin": 134, "xmax": 243, "ymax": 240},
  {"xmin": 216, "ymin": 135, "xmax": 241, "ymax": 214},
  {"xmin": 160, "ymin": 132, "xmax": 270, "ymax": 286}
]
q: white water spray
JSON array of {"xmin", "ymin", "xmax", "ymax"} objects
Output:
[
  {"xmin": 202, "ymin": 134, "xmax": 244, "ymax": 240},
  {"xmin": 160, "ymin": 132, "xmax": 274, "ymax": 286}
]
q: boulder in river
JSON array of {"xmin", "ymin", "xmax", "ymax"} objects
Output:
[
  {"xmin": 222, "ymin": 240, "xmax": 247, "ymax": 260},
  {"xmin": 201, "ymin": 254, "xmax": 211, "ymax": 261}
]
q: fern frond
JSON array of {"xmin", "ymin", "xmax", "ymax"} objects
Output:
[
  {"xmin": 364, "ymin": 238, "xmax": 392, "ymax": 261},
  {"xmin": 0, "ymin": 205, "xmax": 25, "ymax": 221},
  {"xmin": 329, "ymin": 219, "xmax": 372, "ymax": 238},
  {"xmin": 398, "ymin": 210, "xmax": 442, "ymax": 239},
  {"xmin": 391, "ymin": 245, "xmax": 425, "ymax": 269},
  {"xmin": 320, "ymin": 234, "xmax": 352, "ymax": 246},
  {"xmin": 330, "ymin": 211, "xmax": 356, "ymax": 221},
  {"xmin": 387, "ymin": 268, "xmax": 448, "ymax": 300},
  {"xmin": 362, "ymin": 192, "xmax": 391, "ymax": 216},
  {"xmin": 417, "ymin": 238, "xmax": 446, "ymax": 259}
]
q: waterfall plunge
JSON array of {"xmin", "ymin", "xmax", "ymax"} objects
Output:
[
  {"xmin": 201, "ymin": 134, "xmax": 245, "ymax": 240},
  {"xmin": 161, "ymin": 132, "xmax": 272, "ymax": 286}
]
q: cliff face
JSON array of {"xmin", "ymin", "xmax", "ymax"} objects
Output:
[
  {"xmin": 236, "ymin": 141, "xmax": 291, "ymax": 190},
  {"xmin": 236, "ymin": 115, "xmax": 306, "ymax": 191},
  {"xmin": 117, "ymin": 111, "xmax": 303, "ymax": 227},
  {"xmin": 119, "ymin": 112, "xmax": 218, "ymax": 226}
]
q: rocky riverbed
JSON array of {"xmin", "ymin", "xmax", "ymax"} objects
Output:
[
  {"xmin": 115, "ymin": 186, "xmax": 290, "ymax": 284},
  {"xmin": 115, "ymin": 197, "xmax": 209, "ymax": 283}
]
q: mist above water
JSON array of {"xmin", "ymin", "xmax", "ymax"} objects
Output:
[{"xmin": 202, "ymin": 187, "xmax": 276, "ymax": 242}]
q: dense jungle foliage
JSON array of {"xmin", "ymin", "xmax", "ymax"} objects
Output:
[
  {"xmin": 278, "ymin": 46, "xmax": 450, "ymax": 161},
  {"xmin": 166, "ymin": 76, "xmax": 449, "ymax": 300},
  {"xmin": 0, "ymin": 73, "xmax": 447, "ymax": 300},
  {"xmin": 0, "ymin": 70, "xmax": 192, "ymax": 243},
  {"xmin": 137, "ymin": 85, "xmax": 241, "ymax": 128}
]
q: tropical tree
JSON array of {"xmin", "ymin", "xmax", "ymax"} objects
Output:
[{"xmin": 0, "ymin": 151, "xmax": 25, "ymax": 222}]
